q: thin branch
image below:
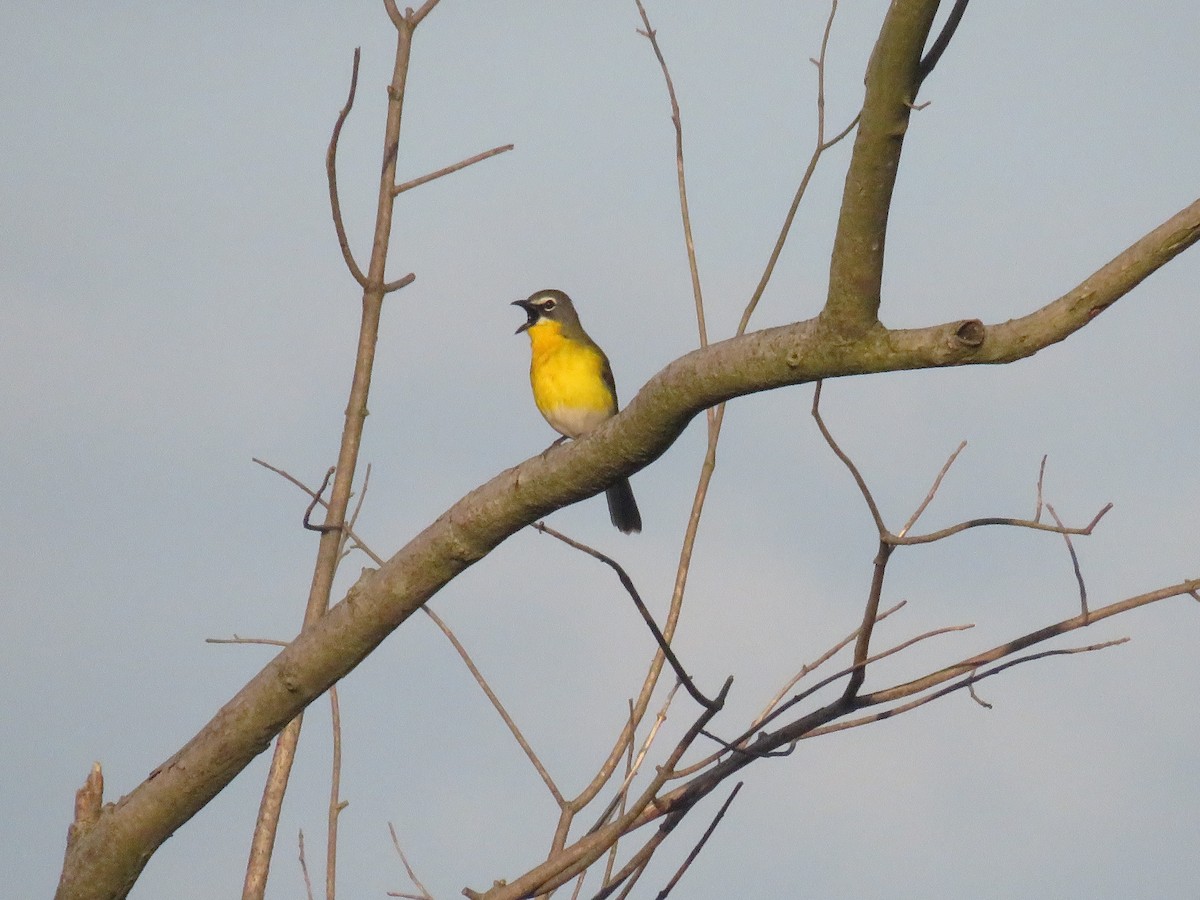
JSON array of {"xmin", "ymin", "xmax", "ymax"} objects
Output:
[
  {"xmin": 244, "ymin": 5, "xmax": 437, "ymax": 892},
  {"xmin": 812, "ymin": 381, "xmax": 886, "ymax": 535},
  {"xmin": 409, "ymin": 0, "xmax": 442, "ymax": 28},
  {"xmin": 634, "ymin": 0, "xmax": 707, "ymax": 350},
  {"xmin": 591, "ymin": 827, "xmax": 671, "ymax": 900},
  {"xmin": 533, "ymin": 522, "xmax": 720, "ymax": 710},
  {"xmin": 325, "ymin": 685, "xmax": 344, "ymax": 900},
  {"xmin": 634, "ymin": 583, "xmax": 1195, "ymax": 839},
  {"xmin": 338, "ymin": 463, "xmax": 372, "ymax": 562},
  {"xmin": 967, "ymin": 670, "xmax": 992, "ymax": 709},
  {"xmin": 806, "ymin": 638, "xmax": 1129, "ymax": 738},
  {"xmin": 1034, "ymin": 455, "xmax": 1048, "ymax": 522},
  {"xmin": 897, "ymin": 441, "xmax": 967, "ymax": 537},
  {"xmin": 387, "ymin": 822, "xmax": 433, "ymax": 900},
  {"xmin": 610, "ymin": 861, "xmax": 650, "ymax": 900},
  {"xmin": 206, "ymin": 635, "xmax": 289, "ymax": 648},
  {"xmin": 753, "ymin": 600, "xmax": 907, "ymax": 728},
  {"xmin": 254, "ymin": 457, "xmax": 560, "ymax": 806},
  {"xmin": 422, "ymin": 604, "xmax": 563, "ymax": 805},
  {"xmin": 862, "ymin": 581, "xmax": 1198, "ymax": 707},
  {"xmin": 894, "ymin": 503, "xmax": 1113, "ymax": 546},
  {"xmin": 653, "ymin": 782, "xmax": 742, "ymax": 900},
  {"xmin": 299, "ymin": 830, "xmax": 315, "ymax": 900},
  {"xmin": 916, "ymin": 0, "xmax": 971, "ymax": 88},
  {"xmin": 726, "ymin": 620, "xmax": 975, "ymax": 759},
  {"xmin": 303, "ymin": 467, "xmax": 338, "ymax": 533},
  {"xmin": 1047, "ymin": 502, "xmax": 1089, "ymax": 619},
  {"xmin": 471, "ymin": 680, "xmax": 732, "ymax": 900},
  {"xmin": 393, "ymin": 143, "xmax": 514, "ymax": 195},
  {"xmin": 588, "ymin": 685, "xmax": 681, "ymax": 836},
  {"xmin": 327, "ymin": 48, "xmax": 367, "ymax": 287},
  {"xmin": 738, "ymin": 0, "xmax": 854, "ymax": 334}
]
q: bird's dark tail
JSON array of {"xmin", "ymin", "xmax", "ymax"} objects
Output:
[{"xmin": 606, "ymin": 477, "xmax": 642, "ymax": 534}]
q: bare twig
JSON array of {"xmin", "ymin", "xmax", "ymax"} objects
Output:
[
  {"xmin": 723, "ymin": 620, "xmax": 976, "ymax": 761},
  {"xmin": 326, "ymin": 686, "xmax": 345, "ymax": 900},
  {"xmin": 206, "ymin": 635, "xmax": 289, "ymax": 648},
  {"xmin": 303, "ymin": 467, "xmax": 338, "ymax": 533},
  {"xmin": 808, "ymin": 638, "xmax": 1129, "ymax": 738},
  {"xmin": 1047, "ymin": 502, "xmax": 1089, "ymax": 619},
  {"xmin": 634, "ymin": 0, "xmax": 707, "ymax": 349},
  {"xmin": 654, "ymin": 782, "xmax": 743, "ymax": 899},
  {"xmin": 897, "ymin": 441, "xmax": 967, "ymax": 537},
  {"xmin": 589, "ymin": 685, "xmax": 681, "ymax": 836},
  {"xmin": 468, "ymin": 680, "xmax": 732, "ymax": 900},
  {"xmin": 387, "ymin": 822, "xmax": 433, "ymax": 900},
  {"xmin": 967, "ymin": 671, "xmax": 992, "ymax": 709},
  {"xmin": 633, "ymin": 582, "xmax": 1195, "ymax": 841},
  {"xmin": 533, "ymin": 522, "xmax": 720, "ymax": 710},
  {"xmin": 254, "ymin": 458, "xmax": 381, "ymax": 566},
  {"xmin": 739, "ymin": 0, "xmax": 857, "ymax": 333},
  {"xmin": 327, "ymin": 48, "xmax": 367, "ymax": 288},
  {"xmin": 895, "ymin": 503, "xmax": 1113, "ymax": 546},
  {"xmin": 812, "ymin": 381, "xmax": 886, "ymax": 535},
  {"xmin": 338, "ymin": 463, "xmax": 372, "ymax": 562},
  {"xmin": 383, "ymin": 272, "xmax": 417, "ymax": 294},
  {"xmin": 423, "ymin": 604, "xmax": 562, "ymax": 804},
  {"xmin": 299, "ymin": 830, "xmax": 315, "ymax": 900},
  {"xmin": 393, "ymin": 143, "xmax": 514, "ymax": 195},
  {"xmin": 916, "ymin": 0, "xmax": 971, "ymax": 88},
  {"xmin": 1034, "ymin": 455, "xmax": 1048, "ymax": 522},
  {"xmin": 753, "ymin": 600, "xmax": 907, "ymax": 728}
]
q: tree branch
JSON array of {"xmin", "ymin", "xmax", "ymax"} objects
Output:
[
  {"xmin": 52, "ymin": 187, "xmax": 1200, "ymax": 900},
  {"xmin": 824, "ymin": 0, "xmax": 942, "ymax": 333}
]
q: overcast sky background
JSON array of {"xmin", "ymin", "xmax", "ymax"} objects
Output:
[{"xmin": 3, "ymin": 3, "xmax": 1198, "ymax": 898}]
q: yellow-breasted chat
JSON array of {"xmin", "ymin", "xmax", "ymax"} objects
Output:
[{"xmin": 513, "ymin": 289, "xmax": 642, "ymax": 534}]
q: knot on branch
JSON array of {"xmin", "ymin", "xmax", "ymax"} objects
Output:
[{"xmin": 954, "ymin": 319, "xmax": 985, "ymax": 348}]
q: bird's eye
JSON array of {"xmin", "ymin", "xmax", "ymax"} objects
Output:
[{"xmin": 541, "ymin": 298, "xmax": 556, "ymax": 311}]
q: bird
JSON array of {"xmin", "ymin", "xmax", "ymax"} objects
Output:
[{"xmin": 513, "ymin": 288, "xmax": 642, "ymax": 534}]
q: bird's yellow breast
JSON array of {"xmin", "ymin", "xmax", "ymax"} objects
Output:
[{"xmin": 525, "ymin": 319, "xmax": 617, "ymax": 439}]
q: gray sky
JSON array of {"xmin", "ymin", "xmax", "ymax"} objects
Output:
[{"xmin": 3, "ymin": 3, "xmax": 1198, "ymax": 898}]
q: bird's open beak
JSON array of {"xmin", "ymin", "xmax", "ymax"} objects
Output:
[{"xmin": 512, "ymin": 299, "xmax": 534, "ymax": 334}]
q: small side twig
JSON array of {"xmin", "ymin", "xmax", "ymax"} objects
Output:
[
  {"xmin": 206, "ymin": 635, "xmax": 289, "ymax": 648},
  {"xmin": 916, "ymin": 0, "xmax": 971, "ymax": 88},
  {"xmin": 327, "ymin": 48, "xmax": 367, "ymax": 288},
  {"xmin": 634, "ymin": 0, "xmax": 707, "ymax": 349},
  {"xmin": 382, "ymin": 272, "xmax": 417, "ymax": 294},
  {"xmin": 1034, "ymin": 455, "xmax": 1048, "ymax": 522},
  {"xmin": 304, "ymin": 468, "xmax": 339, "ymax": 533},
  {"xmin": 393, "ymin": 143, "xmax": 514, "ymax": 195},
  {"xmin": 387, "ymin": 822, "xmax": 433, "ymax": 900},
  {"xmin": 897, "ymin": 441, "xmax": 967, "ymax": 537},
  {"xmin": 299, "ymin": 830, "xmax": 316, "ymax": 900},
  {"xmin": 967, "ymin": 670, "xmax": 992, "ymax": 709},
  {"xmin": 1047, "ymin": 502, "xmax": 1090, "ymax": 619}
]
